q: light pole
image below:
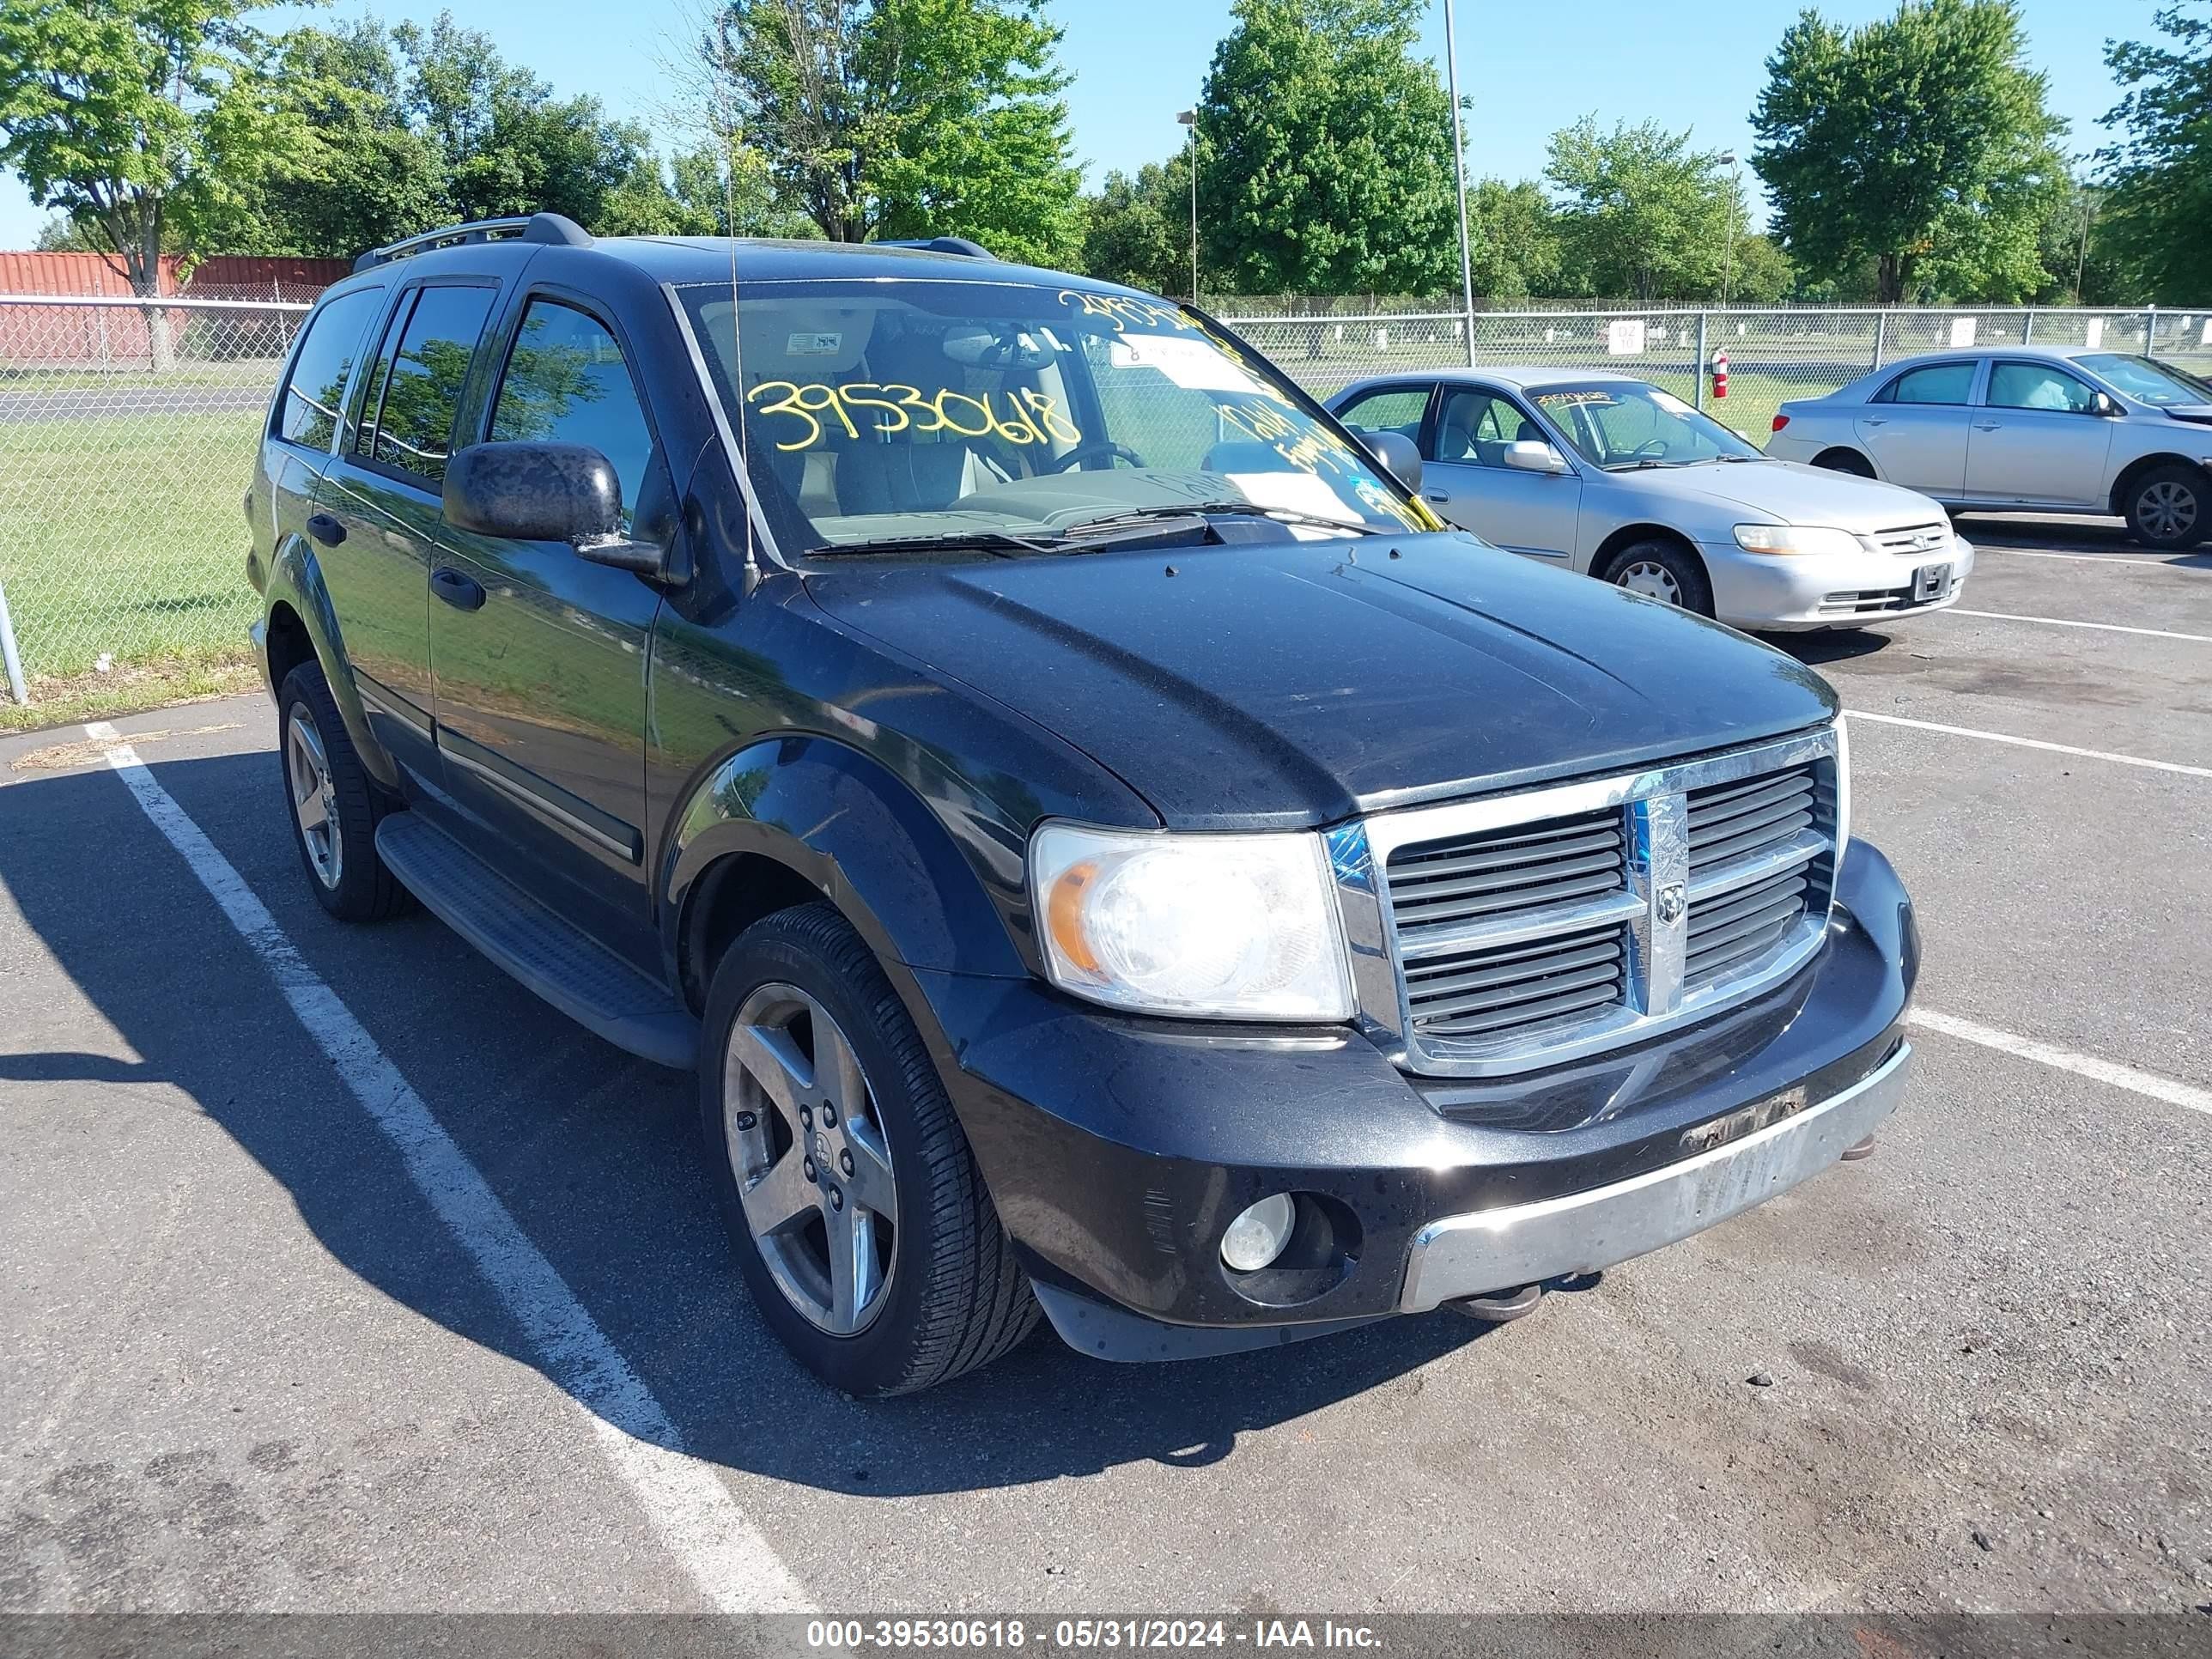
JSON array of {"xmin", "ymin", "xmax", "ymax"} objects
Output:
[
  {"xmin": 1177, "ymin": 110, "xmax": 1199, "ymax": 303},
  {"xmin": 1441, "ymin": 0, "xmax": 1476, "ymax": 364},
  {"xmin": 1718, "ymin": 149, "xmax": 1741, "ymax": 306}
]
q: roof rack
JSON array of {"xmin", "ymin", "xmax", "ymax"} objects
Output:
[
  {"xmin": 872, "ymin": 236, "xmax": 995, "ymax": 259},
  {"xmin": 355, "ymin": 211, "xmax": 594, "ymax": 272}
]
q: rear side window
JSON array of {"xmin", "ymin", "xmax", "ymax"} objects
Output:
[
  {"xmin": 489, "ymin": 301, "xmax": 656, "ymax": 532},
  {"xmin": 1878, "ymin": 362, "xmax": 1976, "ymax": 405},
  {"xmin": 357, "ymin": 285, "xmax": 497, "ymax": 484},
  {"xmin": 277, "ymin": 288, "xmax": 385, "ymax": 449},
  {"xmin": 1335, "ymin": 386, "xmax": 1431, "ymax": 441}
]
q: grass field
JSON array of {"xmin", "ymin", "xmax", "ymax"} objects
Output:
[{"xmin": 0, "ymin": 410, "xmax": 262, "ymax": 686}]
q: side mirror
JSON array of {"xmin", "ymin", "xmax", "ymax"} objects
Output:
[
  {"xmin": 443, "ymin": 441, "xmax": 668, "ymax": 576},
  {"xmin": 1364, "ymin": 428, "xmax": 1424, "ymax": 493},
  {"xmin": 1504, "ymin": 439, "xmax": 1570, "ymax": 475},
  {"xmin": 2091, "ymin": 391, "xmax": 2123, "ymax": 417}
]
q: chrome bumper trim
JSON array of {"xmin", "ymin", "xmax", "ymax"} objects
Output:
[{"xmin": 1398, "ymin": 1039, "xmax": 1911, "ymax": 1313}]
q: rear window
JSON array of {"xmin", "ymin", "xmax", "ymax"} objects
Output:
[
  {"xmin": 357, "ymin": 284, "xmax": 498, "ymax": 484},
  {"xmin": 276, "ymin": 288, "xmax": 385, "ymax": 449}
]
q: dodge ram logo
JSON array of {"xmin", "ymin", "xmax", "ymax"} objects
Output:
[{"xmin": 1656, "ymin": 882, "xmax": 1686, "ymax": 926}]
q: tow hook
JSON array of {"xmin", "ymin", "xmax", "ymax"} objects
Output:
[{"xmin": 1444, "ymin": 1284, "xmax": 1544, "ymax": 1322}]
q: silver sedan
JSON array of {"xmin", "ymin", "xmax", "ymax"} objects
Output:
[
  {"xmin": 1766, "ymin": 345, "xmax": 2212, "ymax": 550},
  {"xmin": 1329, "ymin": 368, "xmax": 1973, "ymax": 631}
]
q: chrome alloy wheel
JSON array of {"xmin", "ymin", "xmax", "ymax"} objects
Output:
[
  {"xmin": 1616, "ymin": 558, "xmax": 1684, "ymax": 605},
  {"xmin": 724, "ymin": 983, "xmax": 898, "ymax": 1335},
  {"xmin": 2139, "ymin": 478, "xmax": 2198, "ymax": 541},
  {"xmin": 286, "ymin": 708, "xmax": 342, "ymax": 889}
]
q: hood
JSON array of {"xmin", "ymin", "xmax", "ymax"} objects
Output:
[
  {"xmin": 803, "ymin": 532, "xmax": 1838, "ymax": 830},
  {"xmin": 2160, "ymin": 404, "xmax": 2212, "ymax": 426},
  {"xmin": 1626, "ymin": 458, "xmax": 1948, "ymax": 531}
]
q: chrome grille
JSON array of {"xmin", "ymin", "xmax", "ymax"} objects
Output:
[
  {"xmin": 1869, "ymin": 521, "xmax": 1951, "ymax": 556},
  {"xmin": 1346, "ymin": 727, "xmax": 1843, "ymax": 1078}
]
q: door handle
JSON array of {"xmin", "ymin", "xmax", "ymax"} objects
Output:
[
  {"xmin": 1974, "ymin": 421, "xmax": 2002, "ymax": 431},
  {"xmin": 431, "ymin": 567, "xmax": 485, "ymax": 611},
  {"xmin": 1862, "ymin": 417, "xmax": 1888, "ymax": 428},
  {"xmin": 1422, "ymin": 490, "xmax": 1450, "ymax": 503},
  {"xmin": 306, "ymin": 513, "xmax": 346, "ymax": 546}
]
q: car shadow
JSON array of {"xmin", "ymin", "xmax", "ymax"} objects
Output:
[
  {"xmin": 1762, "ymin": 629, "xmax": 1894, "ymax": 668},
  {"xmin": 0, "ymin": 752, "xmax": 1551, "ymax": 1498},
  {"xmin": 1951, "ymin": 512, "xmax": 2212, "ymax": 568}
]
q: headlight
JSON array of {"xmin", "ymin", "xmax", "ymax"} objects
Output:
[
  {"xmin": 1029, "ymin": 823, "xmax": 1354, "ymax": 1021},
  {"xmin": 1733, "ymin": 524, "xmax": 1864, "ymax": 557}
]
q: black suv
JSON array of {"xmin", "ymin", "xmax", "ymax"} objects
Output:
[{"xmin": 248, "ymin": 213, "xmax": 1918, "ymax": 1395}]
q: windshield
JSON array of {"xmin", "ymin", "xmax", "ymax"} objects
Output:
[
  {"xmin": 1528, "ymin": 381, "xmax": 1765, "ymax": 471},
  {"xmin": 2076, "ymin": 353, "xmax": 2212, "ymax": 407},
  {"xmin": 678, "ymin": 279, "xmax": 1436, "ymax": 555}
]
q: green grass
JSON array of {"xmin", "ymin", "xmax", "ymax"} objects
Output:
[
  {"xmin": 0, "ymin": 653, "xmax": 259, "ymax": 735},
  {"xmin": 0, "ymin": 361, "xmax": 286, "ymax": 392},
  {"xmin": 0, "ymin": 410, "xmax": 263, "ymax": 683}
]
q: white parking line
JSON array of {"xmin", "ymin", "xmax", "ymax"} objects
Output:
[
  {"xmin": 1909, "ymin": 1008, "xmax": 2212, "ymax": 1121},
  {"xmin": 1944, "ymin": 608, "xmax": 2212, "ymax": 644},
  {"xmin": 1843, "ymin": 709, "xmax": 2212, "ymax": 779},
  {"xmin": 82, "ymin": 721, "xmax": 812, "ymax": 1616},
  {"xmin": 1973, "ymin": 546, "xmax": 2191, "ymax": 570}
]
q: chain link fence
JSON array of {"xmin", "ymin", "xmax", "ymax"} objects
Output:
[{"xmin": 4, "ymin": 292, "xmax": 2210, "ymax": 702}]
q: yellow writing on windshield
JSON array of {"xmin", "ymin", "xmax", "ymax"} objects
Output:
[
  {"xmin": 1059, "ymin": 290, "xmax": 1195, "ymax": 334},
  {"xmin": 746, "ymin": 380, "xmax": 1082, "ymax": 453},
  {"xmin": 1534, "ymin": 390, "xmax": 1620, "ymax": 410}
]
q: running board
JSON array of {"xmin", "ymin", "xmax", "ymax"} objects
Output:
[{"xmin": 374, "ymin": 814, "xmax": 698, "ymax": 1069}]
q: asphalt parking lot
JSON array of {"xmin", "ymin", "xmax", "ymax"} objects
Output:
[{"xmin": 2, "ymin": 518, "xmax": 2207, "ymax": 1622}]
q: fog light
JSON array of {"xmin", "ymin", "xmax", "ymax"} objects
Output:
[{"xmin": 1220, "ymin": 1193, "xmax": 1297, "ymax": 1273}]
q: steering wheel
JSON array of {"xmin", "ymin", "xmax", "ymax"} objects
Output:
[
  {"xmin": 1039, "ymin": 441, "xmax": 1147, "ymax": 474},
  {"xmin": 1632, "ymin": 438, "xmax": 1670, "ymax": 460}
]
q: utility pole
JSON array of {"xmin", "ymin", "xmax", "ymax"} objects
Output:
[
  {"xmin": 1442, "ymin": 0, "xmax": 1476, "ymax": 364},
  {"xmin": 1177, "ymin": 110, "xmax": 1200, "ymax": 303},
  {"xmin": 1718, "ymin": 150, "xmax": 1741, "ymax": 306}
]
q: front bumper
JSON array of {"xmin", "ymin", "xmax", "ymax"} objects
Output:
[
  {"xmin": 1699, "ymin": 537, "xmax": 1975, "ymax": 630},
  {"xmin": 1400, "ymin": 1040, "xmax": 1908, "ymax": 1311},
  {"xmin": 915, "ymin": 838, "xmax": 1918, "ymax": 1358}
]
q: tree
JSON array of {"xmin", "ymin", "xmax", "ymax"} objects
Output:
[
  {"xmin": 1544, "ymin": 118, "xmax": 1733, "ymax": 301},
  {"xmin": 0, "ymin": 0, "xmax": 313, "ymax": 363},
  {"xmin": 1082, "ymin": 159, "xmax": 1190, "ymax": 295},
  {"xmin": 2097, "ymin": 3, "xmax": 2212, "ymax": 306},
  {"xmin": 1195, "ymin": 0, "xmax": 1460, "ymax": 295},
  {"xmin": 1463, "ymin": 178, "xmax": 1562, "ymax": 300},
  {"xmin": 1751, "ymin": 0, "xmax": 2067, "ymax": 303},
  {"xmin": 698, "ymin": 0, "xmax": 1085, "ymax": 267}
]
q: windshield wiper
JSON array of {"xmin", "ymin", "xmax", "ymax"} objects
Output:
[
  {"xmin": 811, "ymin": 527, "xmax": 1062, "ymax": 557},
  {"xmin": 1062, "ymin": 501, "xmax": 1377, "ymax": 538}
]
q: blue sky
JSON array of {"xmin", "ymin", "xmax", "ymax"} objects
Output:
[{"xmin": 0, "ymin": 0, "xmax": 2153, "ymax": 252}]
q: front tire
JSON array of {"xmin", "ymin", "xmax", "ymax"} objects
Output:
[
  {"xmin": 276, "ymin": 662, "xmax": 412, "ymax": 921},
  {"xmin": 2124, "ymin": 463, "xmax": 2208, "ymax": 550},
  {"xmin": 701, "ymin": 902, "xmax": 1038, "ymax": 1396},
  {"xmin": 1604, "ymin": 538, "xmax": 1715, "ymax": 617},
  {"xmin": 1812, "ymin": 448, "xmax": 1876, "ymax": 478}
]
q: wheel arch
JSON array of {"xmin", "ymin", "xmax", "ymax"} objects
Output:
[
  {"xmin": 1591, "ymin": 522, "xmax": 1706, "ymax": 585},
  {"xmin": 260, "ymin": 538, "xmax": 398, "ymax": 789},
  {"xmin": 1811, "ymin": 445, "xmax": 1877, "ymax": 477},
  {"xmin": 2109, "ymin": 452, "xmax": 2212, "ymax": 518},
  {"xmin": 661, "ymin": 733, "xmax": 1033, "ymax": 1021}
]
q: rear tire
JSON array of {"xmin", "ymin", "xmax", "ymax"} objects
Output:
[
  {"xmin": 1812, "ymin": 448, "xmax": 1875, "ymax": 478},
  {"xmin": 701, "ymin": 902, "xmax": 1038, "ymax": 1396},
  {"xmin": 1604, "ymin": 538, "xmax": 1715, "ymax": 617},
  {"xmin": 276, "ymin": 662, "xmax": 412, "ymax": 921},
  {"xmin": 2124, "ymin": 462, "xmax": 2208, "ymax": 550}
]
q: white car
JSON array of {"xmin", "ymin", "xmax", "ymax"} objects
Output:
[
  {"xmin": 1328, "ymin": 368, "xmax": 1972, "ymax": 631},
  {"xmin": 1767, "ymin": 346, "xmax": 2212, "ymax": 549}
]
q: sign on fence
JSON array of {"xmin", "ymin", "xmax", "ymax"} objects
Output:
[{"xmin": 1606, "ymin": 319, "xmax": 1646, "ymax": 356}]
